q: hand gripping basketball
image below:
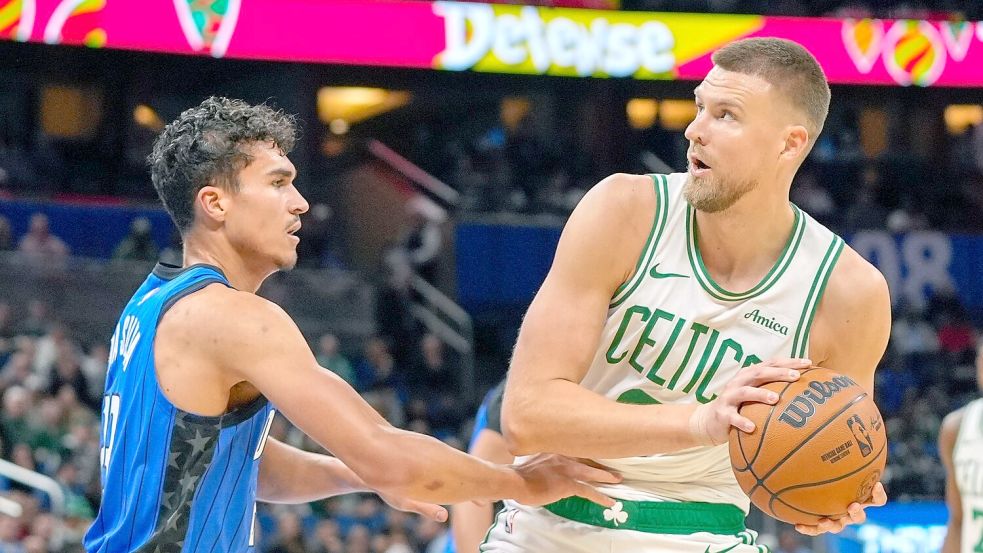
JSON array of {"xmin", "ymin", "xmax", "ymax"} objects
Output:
[{"xmin": 689, "ymin": 358, "xmax": 809, "ymax": 446}]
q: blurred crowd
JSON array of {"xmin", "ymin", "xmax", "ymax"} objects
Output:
[{"xmin": 410, "ymin": 104, "xmax": 983, "ymax": 236}]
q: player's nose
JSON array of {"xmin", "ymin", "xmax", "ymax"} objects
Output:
[
  {"xmin": 289, "ymin": 187, "xmax": 310, "ymax": 216},
  {"xmin": 684, "ymin": 113, "xmax": 706, "ymax": 145}
]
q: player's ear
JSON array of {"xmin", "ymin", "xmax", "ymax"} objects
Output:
[
  {"xmin": 780, "ymin": 125, "xmax": 809, "ymax": 162},
  {"xmin": 196, "ymin": 185, "xmax": 228, "ymax": 227}
]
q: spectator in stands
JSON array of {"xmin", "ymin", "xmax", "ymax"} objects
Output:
[
  {"xmin": 14, "ymin": 300, "xmax": 50, "ymax": 339},
  {"xmin": 268, "ymin": 510, "xmax": 307, "ymax": 553},
  {"xmin": 408, "ymin": 334, "xmax": 462, "ymax": 434},
  {"xmin": 0, "ymin": 514, "xmax": 23, "ymax": 553},
  {"xmin": 410, "ymin": 334, "xmax": 456, "ymax": 399},
  {"xmin": 20, "ymin": 536, "xmax": 43, "ymax": 553},
  {"xmin": 374, "ymin": 260, "xmax": 419, "ymax": 363},
  {"xmin": 17, "ymin": 213, "xmax": 68, "ymax": 262},
  {"xmin": 938, "ymin": 310, "xmax": 977, "ymax": 365},
  {"xmin": 80, "ymin": 342, "xmax": 108, "ymax": 400},
  {"xmin": 1, "ymin": 387, "xmax": 33, "ymax": 452},
  {"xmin": 32, "ymin": 321, "xmax": 73, "ymax": 384},
  {"xmin": 46, "ymin": 347, "xmax": 96, "ymax": 411},
  {"xmin": 112, "ymin": 216, "xmax": 158, "ymax": 262},
  {"xmin": 357, "ymin": 337, "xmax": 408, "ymax": 426},
  {"xmin": 315, "ymin": 333, "xmax": 355, "ymax": 386},
  {"xmin": 346, "ymin": 524, "xmax": 372, "ymax": 553},
  {"xmin": 308, "ymin": 519, "xmax": 343, "ymax": 553},
  {"xmin": 0, "ymin": 351, "xmax": 33, "ymax": 393},
  {"xmin": 0, "ymin": 215, "xmax": 12, "ymax": 252},
  {"xmin": 414, "ymin": 516, "xmax": 450, "ymax": 553},
  {"xmin": 397, "ymin": 198, "xmax": 444, "ymax": 285}
]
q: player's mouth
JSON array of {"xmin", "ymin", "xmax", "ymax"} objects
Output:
[
  {"xmin": 688, "ymin": 154, "xmax": 712, "ymax": 177},
  {"xmin": 287, "ymin": 222, "xmax": 301, "ymax": 242}
]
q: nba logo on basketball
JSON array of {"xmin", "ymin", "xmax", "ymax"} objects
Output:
[{"xmin": 847, "ymin": 414, "xmax": 874, "ymax": 457}]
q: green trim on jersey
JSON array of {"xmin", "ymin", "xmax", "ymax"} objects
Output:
[
  {"xmin": 790, "ymin": 236, "xmax": 845, "ymax": 357},
  {"xmin": 543, "ymin": 496, "xmax": 746, "ymax": 535},
  {"xmin": 686, "ymin": 204, "xmax": 806, "ymax": 302},
  {"xmin": 610, "ymin": 174, "xmax": 670, "ymax": 309},
  {"xmin": 478, "ymin": 507, "xmax": 507, "ymax": 552}
]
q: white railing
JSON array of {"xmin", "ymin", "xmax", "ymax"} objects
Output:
[
  {"xmin": 365, "ymin": 140, "xmax": 477, "ymax": 403},
  {"xmin": 0, "ymin": 458, "xmax": 68, "ymax": 547},
  {"xmin": 367, "ymin": 139, "xmax": 461, "ymax": 206}
]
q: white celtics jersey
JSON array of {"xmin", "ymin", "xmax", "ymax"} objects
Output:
[
  {"xmin": 582, "ymin": 173, "xmax": 845, "ymax": 511},
  {"xmin": 954, "ymin": 398, "xmax": 983, "ymax": 553}
]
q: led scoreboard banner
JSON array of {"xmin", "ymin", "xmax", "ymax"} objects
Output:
[{"xmin": 2, "ymin": 0, "xmax": 982, "ymax": 87}]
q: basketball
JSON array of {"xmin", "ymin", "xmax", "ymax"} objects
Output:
[{"xmin": 728, "ymin": 368, "xmax": 887, "ymax": 525}]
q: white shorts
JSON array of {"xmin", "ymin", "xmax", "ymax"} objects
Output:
[{"xmin": 479, "ymin": 498, "xmax": 769, "ymax": 553}]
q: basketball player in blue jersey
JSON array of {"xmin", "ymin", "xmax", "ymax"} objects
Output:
[
  {"xmin": 484, "ymin": 38, "xmax": 890, "ymax": 553},
  {"xmin": 83, "ymin": 97, "xmax": 620, "ymax": 553},
  {"xmin": 451, "ymin": 380, "xmax": 512, "ymax": 552}
]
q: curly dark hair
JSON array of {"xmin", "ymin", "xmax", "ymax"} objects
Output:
[{"xmin": 148, "ymin": 97, "xmax": 298, "ymax": 232}]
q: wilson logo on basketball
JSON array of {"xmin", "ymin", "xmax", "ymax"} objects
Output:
[{"xmin": 778, "ymin": 375, "xmax": 859, "ymax": 429}]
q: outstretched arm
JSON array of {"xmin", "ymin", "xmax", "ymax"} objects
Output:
[
  {"xmin": 451, "ymin": 428, "xmax": 514, "ymax": 552},
  {"xmin": 180, "ymin": 287, "xmax": 619, "ymax": 508},
  {"xmin": 257, "ymin": 437, "xmax": 448, "ymax": 521}
]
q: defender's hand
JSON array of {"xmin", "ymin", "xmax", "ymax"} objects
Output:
[
  {"xmin": 511, "ymin": 454, "xmax": 622, "ymax": 507},
  {"xmin": 377, "ymin": 490, "xmax": 449, "ymax": 522}
]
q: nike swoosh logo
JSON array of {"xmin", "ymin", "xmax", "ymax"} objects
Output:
[
  {"xmin": 703, "ymin": 543, "xmax": 741, "ymax": 553},
  {"xmin": 650, "ymin": 263, "xmax": 689, "ymax": 279}
]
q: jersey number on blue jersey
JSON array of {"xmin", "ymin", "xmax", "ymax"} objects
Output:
[{"xmin": 100, "ymin": 393, "xmax": 121, "ymax": 472}]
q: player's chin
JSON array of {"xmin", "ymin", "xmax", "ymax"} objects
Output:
[{"xmin": 275, "ymin": 250, "xmax": 299, "ymax": 271}]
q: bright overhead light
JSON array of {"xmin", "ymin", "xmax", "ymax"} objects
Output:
[{"xmin": 317, "ymin": 87, "xmax": 411, "ymax": 126}]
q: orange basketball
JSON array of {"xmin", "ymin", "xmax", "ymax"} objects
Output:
[{"xmin": 728, "ymin": 367, "xmax": 886, "ymax": 525}]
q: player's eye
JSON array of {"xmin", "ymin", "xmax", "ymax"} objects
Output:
[{"xmin": 720, "ymin": 110, "xmax": 735, "ymax": 121}]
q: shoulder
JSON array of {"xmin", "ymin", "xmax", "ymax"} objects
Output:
[
  {"xmin": 940, "ymin": 406, "xmax": 967, "ymax": 453},
  {"xmin": 578, "ymin": 173, "xmax": 660, "ymax": 216},
  {"xmin": 942, "ymin": 407, "xmax": 966, "ymax": 436},
  {"xmin": 158, "ymin": 284, "xmax": 298, "ymax": 357},
  {"xmin": 552, "ymin": 173, "xmax": 664, "ymax": 288},
  {"xmin": 821, "ymin": 243, "xmax": 891, "ymax": 317},
  {"xmin": 810, "ymin": 243, "xmax": 891, "ymax": 389}
]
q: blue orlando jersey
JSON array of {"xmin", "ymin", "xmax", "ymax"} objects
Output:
[{"xmin": 84, "ymin": 263, "xmax": 277, "ymax": 553}]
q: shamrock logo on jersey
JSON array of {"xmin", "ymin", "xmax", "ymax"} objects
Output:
[{"xmin": 603, "ymin": 502, "xmax": 628, "ymax": 527}]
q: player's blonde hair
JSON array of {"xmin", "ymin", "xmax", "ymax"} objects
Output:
[{"xmin": 712, "ymin": 38, "xmax": 831, "ymax": 149}]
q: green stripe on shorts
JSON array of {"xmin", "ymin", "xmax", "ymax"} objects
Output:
[{"xmin": 543, "ymin": 497, "xmax": 746, "ymax": 535}]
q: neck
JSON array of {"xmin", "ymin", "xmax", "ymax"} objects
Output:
[
  {"xmin": 181, "ymin": 230, "xmax": 272, "ymax": 293},
  {"xmin": 693, "ymin": 187, "xmax": 795, "ymax": 291}
]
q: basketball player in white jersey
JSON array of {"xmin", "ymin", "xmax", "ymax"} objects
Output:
[
  {"xmin": 940, "ymin": 343, "xmax": 983, "ymax": 553},
  {"xmin": 482, "ymin": 38, "xmax": 890, "ymax": 553}
]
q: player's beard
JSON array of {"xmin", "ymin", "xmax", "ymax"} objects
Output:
[{"xmin": 683, "ymin": 172, "xmax": 757, "ymax": 213}]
